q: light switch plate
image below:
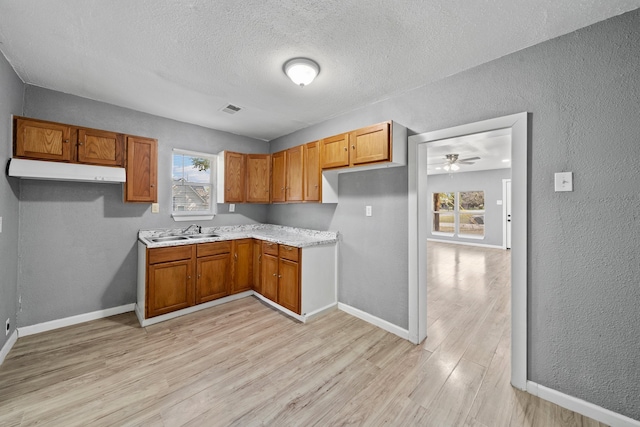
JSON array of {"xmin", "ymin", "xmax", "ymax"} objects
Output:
[
  {"xmin": 555, "ymin": 172, "xmax": 573, "ymax": 192},
  {"xmin": 366, "ymin": 206, "xmax": 372, "ymax": 217},
  {"xmin": 151, "ymin": 203, "xmax": 159, "ymax": 213},
  {"xmin": 496, "ymin": 200, "xmax": 503, "ymax": 205}
]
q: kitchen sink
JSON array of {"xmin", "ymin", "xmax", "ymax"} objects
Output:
[
  {"xmin": 186, "ymin": 233, "xmax": 220, "ymax": 239},
  {"xmin": 150, "ymin": 236, "xmax": 190, "ymax": 243}
]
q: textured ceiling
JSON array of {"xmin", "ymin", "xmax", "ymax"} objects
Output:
[
  {"xmin": 1, "ymin": 1, "xmax": 639, "ymax": 141},
  {"xmin": 427, "ymin": 128, "xmax": 511, "ymax": 175}
]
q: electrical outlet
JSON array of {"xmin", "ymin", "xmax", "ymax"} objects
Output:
[
  {"xmin": 365, "ymin": 206, "xmax": 372, "ymax": 217},
  {"xmin": 229, "ymin": 204, "xmax": 236, "ymax": 213},
  {"xmin": 5, "ymin": 318, "xmax": 9, "ymax": 336},
  {"xmin": 151, "ymin": 203, "xmax": 159, "ymax": 213}
]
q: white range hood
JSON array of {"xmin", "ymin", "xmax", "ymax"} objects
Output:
[{"xmin": 7, "ymin": 158, "xmax": 126, "ymax": 183}]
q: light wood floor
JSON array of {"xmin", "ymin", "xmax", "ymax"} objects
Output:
[{"xmin": 0, "ymin": 242, "xmax": 607, "ymax": 426}]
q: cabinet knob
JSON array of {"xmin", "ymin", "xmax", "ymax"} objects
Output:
[
  {"xmin": 352, "ymin": 145, "xmax": 355, "ymax": 149},
  {"xmin": 273, "ymin": 273, "xmax": 277, "ymax": 277},
  {"xmin": 234, "ymin": 253, "xmax": 238, "ymax": 260},
  {"xmin": 150, "ymin": 184, "xmax": 155, "ymax": 187},
  {"xmin": 278, "ymin": 275, "xmax": 282, "ymax": 278},
  {"xmin": 63, "ymin": 139, "xmax": 69, "ymax": 143},
  {"xmin": 344, "ymin": 147, "xmax": 347, "ymax": 151},
  {"xmin": 188, "ymin": 276, "xmax": 191, "ymax": 279},
  {"xmin": 78, "ymin": 142, "xmax": 84, "ymax": 146}
]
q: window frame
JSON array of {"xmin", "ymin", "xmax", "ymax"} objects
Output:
[
  {"xmin": 431, "ymin": 191, "xmax": 485, "ymax": 239},
  {"xmin": 171, "ymin": 148, "xmax": 218, "ymax": 222}
]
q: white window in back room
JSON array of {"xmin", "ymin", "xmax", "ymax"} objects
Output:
[
  {"xmin": 172, "ymin": 149, "xmax": 217, "ymax": 221},
  {"xmin": 432, "ymin": 191, "xmax": 485, "ymax": 238}
]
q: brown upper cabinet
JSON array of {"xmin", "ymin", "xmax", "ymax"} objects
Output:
[
  {"xmin": 320, "ymin": 121, "xmax": 391, "ymax": 170},
  {"xmin": 224, "ymin": 151, "xmax": 246, "ymax": 203},
  {"xmin": 246, "ymin": 154, "xmax": 271, "ymax": 203},
  {"xmin": 320, "ymin": 132, "xmax": 350, "ymax": 169},
  {"xmin": 272, "ymin": 147, "xmax": 305, "ymax": 203},
  {"xmin": 285, "ymin": 145, "xmax": 304, "ymax": 202},
  {"xmin": 271, "ymin": 150, "xmax": 286, "ymax": 203},
  {"xmin": 77, "ymin": 128, "xmax": 124, "ymax": 167},
  {"xmin": 303, "ymin": 141, "xmax": 321, "ymax": 202},
  {"xmin": 349, "ymin": 121, "xmax": 391, "ymax": 167},
  {"xmin": 14, "ymin": 116, "xmax": 124, "ymax": 167},
  {"xmin": 125, "ymin": 136, "xmax": 158, "ymax": 203}
]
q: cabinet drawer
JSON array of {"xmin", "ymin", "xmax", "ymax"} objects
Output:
[
  {"xmin": 197, "ymin": 241, "xmax": 231, "ymax": 257},
  {"xmin": 148, "ymin": 245, "xmax": 193, "ymax": 264},
  {"xmin": 262, "ymin": 241, "xmax": 279, "ymax": 256},
  {"xmin": 279, "ymin": 245, "xmax": 300, "ymax": 262}
]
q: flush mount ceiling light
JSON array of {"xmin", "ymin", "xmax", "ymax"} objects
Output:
[{"xmin": 283, "ymin": 58, "xmax": 320, "ymax": 87}]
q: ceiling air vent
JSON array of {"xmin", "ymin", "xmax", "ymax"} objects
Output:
[{"xmin": 221, "ymin": 104, "xmax": 242, "ymax": 114}]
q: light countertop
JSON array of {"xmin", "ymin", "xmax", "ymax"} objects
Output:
[{"xmin": 139, "ymin": 224, "xmax": 339, "ymax": 249}]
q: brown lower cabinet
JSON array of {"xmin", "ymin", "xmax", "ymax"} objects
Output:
[
  {"xmin": 261, "ymin": 241, "xmax": 301, "ymax": 314},
  {"xmin": 146, "ymin": 245, "xmax": 196, "ymax": 318},
  {"xmin": 145, "ymin": 239, "xmax": 300, "ymax": 318}
]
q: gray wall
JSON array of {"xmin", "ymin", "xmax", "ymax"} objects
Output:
[
  {"xmin": 18, "ymin": 86, "xmax": 269, "ymax": 326},
  {"xmin": 0, "ymin": 52, "xmax": 24, "ymax": 349},
  {"xmin": 427, "ymin": 169, "xmax": 511, "ymax": 247},
  {"xmin": 269, "ymin": 10, "xmax": 640, "ymax": 419}
]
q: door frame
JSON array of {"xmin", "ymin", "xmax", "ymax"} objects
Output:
[
  {"xmin": 407, "ymin": 112, "xmax": 528, "ymax": 390},
  {"xmin": 503, "ymin": 178, "xmax": 512, "ymax": 250}
]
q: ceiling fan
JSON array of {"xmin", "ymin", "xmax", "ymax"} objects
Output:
[{"xmin": 438, "ymin": 153, "xmax": 481, "ymax": 171}]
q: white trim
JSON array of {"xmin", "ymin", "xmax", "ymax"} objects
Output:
[
  {"xmin": 0, "ymin": 330, "xmax": 18, "ymax": 366},
  {"xmin": 427, "ymin": 238, "xmax": 503, "ymax": 250},
  {"xmin": 253, "ymin": 293, "xmax": 306, "ymax": 323},
  {"xmin": 408, "ymin": 112, "xmax": 528, "ymax": 389},
  {"xmin": 303, "ymin": 302, "xmax": 338, "ymax": 322},
  {"xmin": 527, "ymin": 381, "xmax": 640, "ymax": 427},
  {"xmin": 338, "ymin": 302, "xmax": 410, "ymax": 340},
  {"xmin": 171, "ymin": 214, "xmax": 215, "ymax": 221},
  {"xmin": 137, "ymin": 292, "xmax": 253, "ymax": 327},
  {"xmin": 17, "ymin": 303, "xmax": 135, "ymax": 337}
]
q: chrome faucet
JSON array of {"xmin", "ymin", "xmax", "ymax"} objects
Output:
[{"xmin": 182, "ymin": 224, "xmax": 201, "ymax": 235}]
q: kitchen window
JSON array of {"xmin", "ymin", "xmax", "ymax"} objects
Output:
[
  {"xmin": 171, "ymin": 149, "xmax": 217, "ymax": 221},
  {"xmin": 432, "ymin": 191, "xmax": 485, "ymax": 238}
]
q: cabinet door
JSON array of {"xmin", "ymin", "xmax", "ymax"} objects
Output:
[
  {"xmin": 350, "ymin": 122, "xmax": 390, "ymax": 166},
  {"xmin": 77, "ymin": 128, "xmax": 124, "ymax": 167},
  {"xmin": 262, "ymin": 253, "xmax": 279, "ymax": 302},
  {"xmin": 286, "ymin": 145, "xmax": 304, "ymax": 202},
  {"xmin": 304, "ymin": 141, "xmax": 320, "ymax": 202},
  {"xmin": 231, "ymin": 238, "xmax": 253, "ymax": 294},
  {"xmin": 224, "ymin": 151, "xmax": 245, "ymax": 203},
  {"xmin": 278, "ymin": 258, "xmax": 300, "ymax": 314},
  {"xmin": 196, "ymin": 254, "xmax": 230, "ymax": 304},
  {"xmin": 320, "ymin": 133, "xmax": 349, "ymax": 169},
  {"xmin": 14, "ymin": 117, "xmax": 72, "ymax": 162},
  {"xmin": 125, "ymin": 136, "xmax": 157, "ymax": 203},
  {"xmin": 271, "ymin": 150, "xmax": 286, "ymax": 203},
  {"xmin": 147, "ymin": 259, "xmax": 194, "ymax": 318},
  {"xmin": 252, "ymin": 239, "xmax": 262, "ymax": 293},
  {"xmin": 246, "ymin": 154, "xmax": 271, "ymax": 203}
]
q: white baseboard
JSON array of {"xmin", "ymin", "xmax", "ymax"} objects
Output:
[
  {"xmin": 17, "ymin": 303, "xmax": 135, "ymax": 337},
  {"xmin": 527, "ymin": 381, "xmax": 640, "ymax": 427},
  {"xmin": 137, "ymin": 292, "xmax": 253, "ymax": 327},
  {"xmin": 253, "ymin": 293, "xmax": 305, "ymax": 323},
  {"xmin": 0, "ymin": 330, "xmax": 18, "ymax": 366},
  {"xmin": 304, "ymin": 303, "xmax": 337, "ymax": 322},
  {"xmin": 338, "ymin": 303, "xmax": 409, "ymax": 340},
  {"xmin": 427, "ymin": 238, "xmax": 504, "ymax": 249}
]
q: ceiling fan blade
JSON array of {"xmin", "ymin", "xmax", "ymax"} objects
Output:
[
  {"xmin": 458, "ymin": 156, "xmax": 480, "ymax": 162},
  {"xmin": 458, "ymin": 161, "xmax": 476, "ymax": 165}
]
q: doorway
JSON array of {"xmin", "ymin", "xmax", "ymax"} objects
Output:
[{"xmin": 408, "ymin": 112, "xmax": 528, "ymax": 390}]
